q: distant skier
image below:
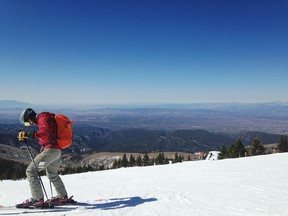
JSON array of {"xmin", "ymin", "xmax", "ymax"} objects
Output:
[{"xmin": 16, "ymin": 108, "xmax": 70, "ymax": 208}]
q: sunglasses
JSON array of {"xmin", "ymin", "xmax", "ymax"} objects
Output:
[{"xmin": 24, "ymin": 122, "xmax": 32, "ymax": 126}]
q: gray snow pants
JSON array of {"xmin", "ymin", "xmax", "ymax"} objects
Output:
[{"xmin": 26, "ymin": 148, "xmax": 67, "ymax": 200}]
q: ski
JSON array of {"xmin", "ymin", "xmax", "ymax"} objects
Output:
[
  {"xmin": 13, "ymin": 196, "xmax": 76, "ymax": 210},
  {"xmin": 0, "ymin": 199, "xmax": 108, "ymax": 215},
  {"xmin": 26, "ymin": 203, "xmax": 54, "ymax": 209},
  {"xmin": 0, "ymin": 206, "xmax": 74, "ymax": 215},
  {"xmin": 0, "ymin": 205, "xmax": 15, "ymax": 210},
  {"xmin": 15, "ymin": 201, "xmax": 53, "ymax": 209}
]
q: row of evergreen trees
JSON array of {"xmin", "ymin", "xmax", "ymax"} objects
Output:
[
  {"xmin": 61, "ymin": 152, "xmax": 187, "ymax": 175},
  {"xmin": 112, "ymin": 152, "xmax": 186, "ymax": 169},
  {"xmin": 0, "ymin": 158, "xmax": 26, "ymax": 181},
  {"xmin": 2, "ymin": 135, "xmax": 288, "ymax": 180},
  {"xmin": 219, "ymin": 138, "xmax": 266, "ymax": 159},
  {"xmin": 60, "ymin": 164, "xmax": 106, "ymax": 175},
  {"xmin": 219, "ymin": 135, "xmax": 288, "ymax": 160}
]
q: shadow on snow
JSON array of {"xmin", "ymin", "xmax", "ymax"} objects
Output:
[{"xmin": 77, "ymin": 196, "xmax": 158, "ymax": 210}]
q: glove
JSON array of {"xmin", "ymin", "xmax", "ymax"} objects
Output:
[{"xmin": 17, "ymin": 131, "xmax": 28, "ymax": 141}]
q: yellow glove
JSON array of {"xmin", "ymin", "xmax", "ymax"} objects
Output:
[{"xmin": 17, "ymin": 131, "xmax": 28, "ymax": 141}]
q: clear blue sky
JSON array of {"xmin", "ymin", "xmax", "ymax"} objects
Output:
[{"xmin": 0, "ymin": 0, "xmax": 287, "ymax": 105}]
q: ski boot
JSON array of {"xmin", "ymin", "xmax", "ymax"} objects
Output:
[
  {"xmin": 15, "ymin": 198, "xmax": 51, "ymax": 209},
  {"xmin": 48, "ymin": 196, "xmax": 76, "ymax": 206}
]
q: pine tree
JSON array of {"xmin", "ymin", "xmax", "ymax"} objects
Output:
[
  {"xmin": 179, "ymin": 154, "xmax": 183, "ymax": 162},
  {"xmin": 174, "ymin": 152, "xmax": 179, "ymax": 163},
  {"xmin": 235, "ymin": 139, "xmax": 245, "ymax": 157},
  {"xmin": 99, "ymin": 165, "xmax": 105, "ymax": 171},
  {"xmin": 218, "ymin": 145, "xmax": 228, "ymax": 159},
  {"xmin": 129, "ymin": 154, "xmax": 136, "ymax": 167},
  {"xmin": 76, "ymin": 166, "xmax": 83, "ymax": 173},
  {"xmin": 156, "ymin": 153, "xmax": 165, "ymax": 165},
  {"xmin": 229, "ymin": 144, "xmax": 237, "ymax": 158},
  {"xmin": 250, "ymin": 137, "xmax": 265, "ymax": 156},
  {"xmin": 136, "ymin": 155, "xmax": 142, "ymax": 166},
  {"xmin": 117, "ymin": 158, "xmax": 121, "ymax": 168},
  {"xmin": 161, "ymin": 153, "xmax": 166, "ymax": 164},
  {"xmin": 112, "ymin": 159, "xmax": 118, "ymax": 169},
  {"xmin": 164, "ymin": 156, "xmax": 169, "ymax": 164},
  {"xmin": 143, "ymin": 153, "xmax": 150, "ymax": 166},
  {"xmin": 278, "ymin": 135, "xmax": 288, "ymax": 152},
  {"xmin": 121, "ymin": 154, "xmax": 129, "ymax": 167}
]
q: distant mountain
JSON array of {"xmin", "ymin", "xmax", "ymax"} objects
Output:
[
  {"xmin": 91, "ymin": 128, "xmax": 233, "ymax": 153},
  {"xmin": 0, "ymin": 100, "xmax": 33, "ymax": 109},
  {"xmin": 0, "ymin": 124, "xmax": 281, "ymax": 155},
  {"xmin": 92, "ymin": 129, "xmax": 280, "ymax": 153}
]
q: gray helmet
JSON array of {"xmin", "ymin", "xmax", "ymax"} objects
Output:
[{"xmin": 20, "ymin": 108, "xmax": 37, "ymax": 124}]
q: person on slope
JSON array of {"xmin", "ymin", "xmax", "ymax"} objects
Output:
[{"xmin": 16, "ymin": 108, "xmax": 70, "ymax": 208}]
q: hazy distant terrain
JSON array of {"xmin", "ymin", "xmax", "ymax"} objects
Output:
[
  {"xmin": 69, "ymin": 103, "xmax": 288, "ymax": 133},
  {"xmin": 0, "ymin": 101, "xmax": 286, "ymax": 154},
  {"xmin": 1, "ymin": 100, "xmax": 288, "ymax": 134}
]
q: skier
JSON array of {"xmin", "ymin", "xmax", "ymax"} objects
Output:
[{"xmin": 16, "ymin": 108, "xmax": 70, "ymax": 208}]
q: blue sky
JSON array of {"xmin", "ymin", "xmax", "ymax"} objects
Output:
[{"xmin": 0, "ymin": 0, "xmax": 287, "ymax": 105}]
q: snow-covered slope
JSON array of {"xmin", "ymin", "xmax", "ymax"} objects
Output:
[{"xmin": 1, "ymin": 153, "xmax": 288, "ymax": 216}]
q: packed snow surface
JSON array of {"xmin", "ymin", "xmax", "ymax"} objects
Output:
[{"xmin": 0, "ymin": 153, "xmax": 288, "ymax": 216}]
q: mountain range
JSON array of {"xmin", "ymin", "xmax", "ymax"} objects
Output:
[
  {"xmin": 0, "ymin": 100, "xmax": 285, "ymax": 157},
  {"xmin": 1, "ymin": 100, "xmax": 288, "ymax": 133},
  {"xmin": 0, "ymin": 123, "xmax": 281, "ymax": 154}
]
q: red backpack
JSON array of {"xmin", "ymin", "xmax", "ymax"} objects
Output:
[{"xmin": 55, "ymin": 114, "xmax": 74, "ymax": 149}]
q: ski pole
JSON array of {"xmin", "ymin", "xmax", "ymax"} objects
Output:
[{"xmin": 23, "ymin": 139, "xmax": 49, "ymax": 201}]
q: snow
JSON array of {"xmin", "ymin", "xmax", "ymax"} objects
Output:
[
  {"xmin": 1, "ymin": 153, "xmax": 288, "ymax": 216},
  {"xmin": 206, "ymin": 151, "xmax": 220, "ymax": 160}
]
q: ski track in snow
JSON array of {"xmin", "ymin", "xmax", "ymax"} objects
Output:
[{"xmin": 0, "ymin": 153, "xmax": 288, "ymax": 216}]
